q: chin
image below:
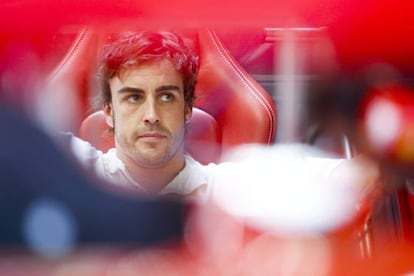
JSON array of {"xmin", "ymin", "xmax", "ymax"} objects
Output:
[
  {"xmin": 136, "ymin": 154, "xmax": 170, "ymax": 168},
  {"xmin": 132, "ymin": 146, "xmax": 178, "ymax": 168}
]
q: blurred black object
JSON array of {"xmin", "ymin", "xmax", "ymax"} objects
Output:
[
  {"xmin": 307, "ymin": 66, "xmax": 414, "ymax": 179},
  {"xmin": 0, "ymin": 102, "xmax": 185, "ymax": 254}
]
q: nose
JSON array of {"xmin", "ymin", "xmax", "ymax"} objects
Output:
[{"xmin": 143, "ymin": 99, "xmax": 160, "ymax": 125}]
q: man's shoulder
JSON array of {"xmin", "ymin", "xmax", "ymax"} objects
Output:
[
  {"xmin": 63, "ymin": 133, "xmax": 102, "ymax": 163},
  {"xmin": 63, "ymin": 133, "xmax": 122, "ymax": 174},
  {"xmin": 184, "ymin": 155, "xmax": 219, "ymax": 175},
  {"xmin": 65, "ymin": 134, "xmax": 134, "ymax": 185}
]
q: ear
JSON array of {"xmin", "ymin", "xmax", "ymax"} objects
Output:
[
  {"xmin": 103, "ymin": 104, "xmax": 114, "ymax": 128},
  {"xmin": 185, "ymin": 105, "xmax": 192, "ymax": 122}
]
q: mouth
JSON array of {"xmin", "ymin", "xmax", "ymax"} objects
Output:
[{"xmin": 137, "ymin": 132, "xmax": 167, "ymax": 140}]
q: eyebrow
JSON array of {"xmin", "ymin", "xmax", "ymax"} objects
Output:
[
  {"xmin": 116, "ymin": 85, "xmax": 181, "ymax": 94},
  {"xmin": 155, "ymin": 85, "xmax": 181, "ymax": 93},
  {"xmin": 117, "ymin": 87, "xmax": 144, "ymax": 94}
]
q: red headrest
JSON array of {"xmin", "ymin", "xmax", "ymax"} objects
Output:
[
  {"xmin": 79, "ymin": 107, "xmax": 221, "ymax": 165},
  {"xmin": 195, "ymin": 29, "xmax": 277, "ymax": 151}
]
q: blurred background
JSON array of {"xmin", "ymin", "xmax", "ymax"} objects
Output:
[{"xmin": 2, "ymin": 0, "xmax": 414, "ymax": 274}]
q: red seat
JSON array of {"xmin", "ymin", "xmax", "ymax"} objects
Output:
[
  {"xmin": 195, "ymin": 29, "xmax": 276, "ymax": 152},
  {"xmin": 46, "ymin": 27, "xmax": 99, "ymax": 133},
  {"xmin": 48, "ymin": 27, "xmax": 277, "ymax": 164}
]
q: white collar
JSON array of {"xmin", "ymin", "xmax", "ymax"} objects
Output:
[{"xmin": 103, "ymin": 149, "xmax": 207, "ymax": 196}]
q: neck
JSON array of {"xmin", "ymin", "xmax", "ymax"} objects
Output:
[{"xmin": 123, "ymin": 154, "xmax": 186, "ymax": 195}]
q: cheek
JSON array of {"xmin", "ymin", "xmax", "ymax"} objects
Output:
[
  {"xmin": 120, "ymin": 115, "xmax": 137, "ymax": 131},
  {"xmin": 168, "ymin": 110, "xmax": 187, "ymax": 129},
  {"xmin": 113, "ymin": 110, "xmax": 136, "ymax": 135}
]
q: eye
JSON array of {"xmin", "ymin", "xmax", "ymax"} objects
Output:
[
  {"xmin": 126, "ymin": 94, "xmax": 141, "ymax": 103},
  {"xmin": 160, "ymin": 93, "xmax": 175, "ymax": 102}
]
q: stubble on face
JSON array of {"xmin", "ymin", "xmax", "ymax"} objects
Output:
[{"xmin": 107, "ymin": 60, "xmax": 189, "ymax": 170}]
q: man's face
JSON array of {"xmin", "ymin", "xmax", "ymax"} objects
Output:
[{"xmin": 104, "ymin": 59, "xmax": 191, "ymax": 169}]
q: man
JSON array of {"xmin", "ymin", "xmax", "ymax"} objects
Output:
[
  {"xmin": 69, "ymin": 30, "xmax": 379, "ymax": 228},
  {"xmin": 70, "ymin": 31, "xmax": 213, "ymax": 199}
]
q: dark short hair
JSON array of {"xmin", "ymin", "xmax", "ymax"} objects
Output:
[{"xmin": 97, "ymin": 31, "xmax": 199, "ymax": 108}]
